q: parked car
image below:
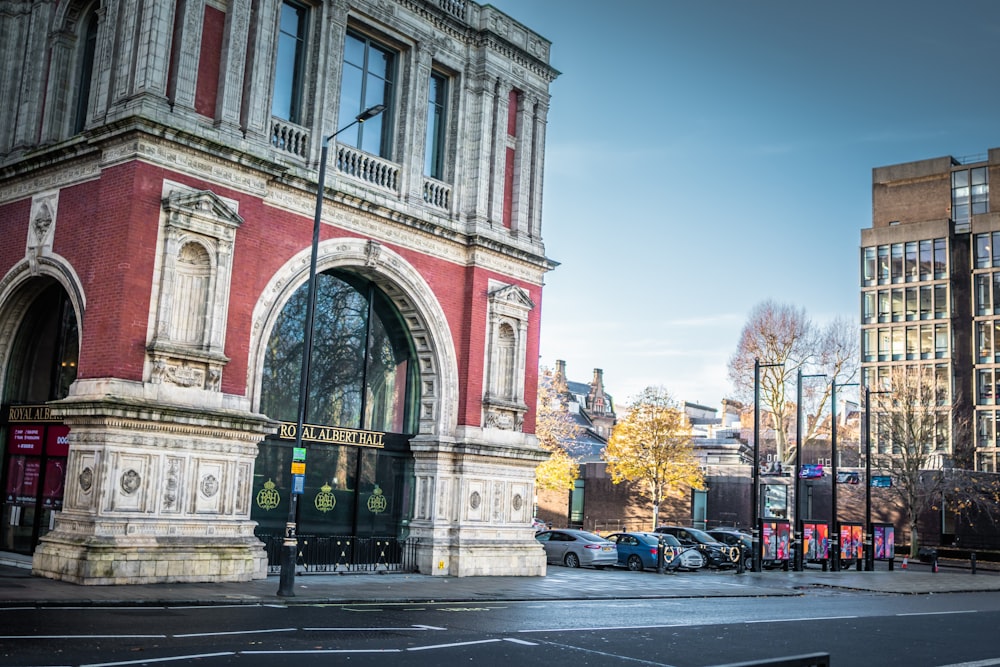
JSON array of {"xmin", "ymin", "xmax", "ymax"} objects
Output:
[
  {"xmin": 707, "ymin": 528, "xmax": 753, "ymax": 571},
  {"xmin": 535, "ymin": 529, "xmax": 618, "ymax": 569},
  {"xmin": 605, "ymin": 532, "xmax": 705, "ymax": 571},
  {"xmin": 654, "ymin": 532, "xmax": 706, "ymax": 571},
  {"xmin": 531, "ymin": 517, "xmax": 548, "ymax": 532},
  {"xmin": 655, "ymin": 525, "xmax": 740, "ymax": 569},
  {"xmin": 708, "ymin": 527, "xmax": 791, "ymax": 570}
]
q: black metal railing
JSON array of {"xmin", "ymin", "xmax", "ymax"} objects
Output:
[{"xmin": 260, "ymin": 534, "xmax": 419, "ymax": 574}]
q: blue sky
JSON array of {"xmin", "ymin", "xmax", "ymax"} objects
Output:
[{"xmin": 487, "ymin": 0, "xmax": 1000, "ymax": 409}]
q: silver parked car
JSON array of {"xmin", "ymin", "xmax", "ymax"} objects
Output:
[{"xmin": 535, "ymin": 529, "xmax": 618, "ymax": 569}]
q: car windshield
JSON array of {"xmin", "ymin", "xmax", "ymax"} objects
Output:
[
  {"xmin": 686, "ymin": 528, "xmax": 722, "ymax": 544},
  {"xmin": 573, "ymin": 531, "xmax": 606, "ymax": 543},
  {"xmin": 644, "ymin": 532, "xmax": 680, "ymax": 546}
]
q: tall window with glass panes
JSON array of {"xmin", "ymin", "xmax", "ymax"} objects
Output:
[{"xmin": 863, "ymin": 157, "xmax": 996, "ymax": 472}]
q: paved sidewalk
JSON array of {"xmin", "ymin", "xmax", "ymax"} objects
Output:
[{"xmin": 2, "ymin": 556, "xmax": 998, "ymax": 607}]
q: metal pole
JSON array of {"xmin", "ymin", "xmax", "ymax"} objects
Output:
[
  {"xmin": 277, "ymin": 105, "xmax": 384, "ymax": 597},
  {"xmin": 831, "ymin": 381, "xmax": 839, "ymax": 572},
  {"xmin": 752, "ymin": 358, "xmax": 761, "ymax": 573},
  {"xmin": 795, "ymin": 369, "xmax": 803, "ymax": 572},
  {"xmin": 795, "ymin": 372, "xmax": 825, "ymax": 572},
  {"xmin": 865, "ymin": 387, "xmax": 872, "ymax": 571}
]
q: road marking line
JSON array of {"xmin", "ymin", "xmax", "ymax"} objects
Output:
[
  {"xmin": 519, "ymin": 623, "xmax": 689, "ymax": 633},
  {"xmin": 0, "ymin": 635, "xmax": 167, "ymax": 639},
  {"xmin": 407, "ymin": 639, "xmax": 502, "ymax": 651},
  {"xmin": 897, "ymin": 610, "xmax": 976, "ymax": 617},
  {"xmin": 242, "ymin": 649, "xmax": 401, "ymax": 654},
  {"xmin": 746, "ymin": 616, "xmax": 858, "ymax": 623},
  {"xmin": 302, "ymin": 625, "xmax": 444, "ymax": 631},
  {"xmin": 175, "ymin": 627, "xmax": 297, "ymax": 637},
  {"xmin": 935, "ymin": 660, "xmax": 1000, "ymax": 667},
  {"xmin": 82, "ymin": 653, "xmax": 234, "ymax": 666},
  {"xmin": 504, "ymin": 638, "xmax": 538, "ymax": 645}
]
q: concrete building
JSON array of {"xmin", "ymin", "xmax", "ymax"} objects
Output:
[
  {"xmin": 0, "ymin": 0, "xmax": 558, "ymax": 583},
  {"xmin": 859, "ymin": 151, "xmax": 1000, "ymax": 471}
]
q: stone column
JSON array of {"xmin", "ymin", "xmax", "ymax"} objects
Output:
[{"xmin": 407, "ymin": 431, "xmax": 547, "ymax": 577}]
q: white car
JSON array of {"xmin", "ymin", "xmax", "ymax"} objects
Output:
[{"xmin": 535, "ymin": 529, "xmax": 618, "ymax": 569}]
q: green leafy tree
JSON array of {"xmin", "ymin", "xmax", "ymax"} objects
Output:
[{"xmin": 603, "ymin": 386, "xmax": 704, "ymax": 529}]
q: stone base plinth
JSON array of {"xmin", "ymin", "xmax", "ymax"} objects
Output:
[
  {"xmin": 32, "ymin": 533, "xmax": 267, "ymax": 585},
  {"xmin": 418, "ymin": 540, "xmax": 546, "ymax": 577}
]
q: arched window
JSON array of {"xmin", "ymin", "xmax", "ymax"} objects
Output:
[
  {"xmin": 260, "ymin": 270, "xmax": 417, "ymax": 434},
  {"xmin": 170, "ymin": 243, "xmax": 211, "ymax": 344},
  {"xmin": 496, "ymin": 322, "xmax": 515, "ymax": 399},
  {"xmin": 74, "ymin": 8, "xmax": 99, "ymax": 135}
]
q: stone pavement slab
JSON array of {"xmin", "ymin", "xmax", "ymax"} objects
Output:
[{"xmin": 2, "ymin": 560, "xmax": 999, "ymax": 607}]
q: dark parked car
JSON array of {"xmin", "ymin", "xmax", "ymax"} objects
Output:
[
  {"xmin": 707, "ymin": 528, "xmax": 753, "ymax": 570},
  {"xmin": 708, "ymin": 527, "xmax": 793, "ymax": 570},
  {"xmin": 655, "ymin": 525, "xmax": 740, "ymax": 569},
  {"xmin": 535, "ymin": 529, "xmax": 618, "ymax": 569}
]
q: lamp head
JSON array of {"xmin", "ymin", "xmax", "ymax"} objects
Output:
[{"xmin": 357, "ymin": 104, "xmax": 386, "ymax": 122}]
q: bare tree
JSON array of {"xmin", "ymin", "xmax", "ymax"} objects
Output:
[
  {"xmin": 728, "ymin": 300, "xmax": 858, "ymax": 465},
  {"xmin": 603, "ymin": 386, "xmax": 704, "ymax": 529},
  {"xmin": 871, "ymin": 367, "xmax": 954, "ymax": 558}
]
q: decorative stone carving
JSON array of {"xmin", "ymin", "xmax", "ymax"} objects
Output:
[
  {"xmin": 482, "ymin": 282, "xmax": 534, "ymax": 430},
  {"xmin": 200, "ymin": 474, "xmax": 220, "ymax": 498},
  {"xmin": 120, "ymin": 469, "xmax": 141, "ymax": 494},
  {"xmin": 79, "ymin": 466, "xmax": 93, "ymax": 493},
  {"xmin": 469, "ymin": 490, "xmax": 481, "ymax": 509},
  {"xmin": 147, "ymin": 186, "xmax": 241, "ymax": 391}
]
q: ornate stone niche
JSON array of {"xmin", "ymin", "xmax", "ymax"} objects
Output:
[
  {"xmin": 482, "ymin": 282, "xmax": 534, "ymax": 431},
  {"xmin": 148, "ymin": 189, "xmax": 242, "ymax": 391}
]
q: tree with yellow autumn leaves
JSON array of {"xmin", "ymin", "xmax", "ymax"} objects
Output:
[
  {"xmin": 603, "ymin": 386, "xmax": 704, "ymax": 529},
  {"xmin": 534, "ymin": 368, "xmax": 583, "ymax": 491}
]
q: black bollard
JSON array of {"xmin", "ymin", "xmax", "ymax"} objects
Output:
[
  {"xmin": 972, "ymin": 552, "xmax": 977, "ymax": 575},
  {"xmin": 736, "ymin": 546, "xmax": 745, "ymax": 575},
  {"xmin": 657, "ymin": 541, "xmax": 664, "ymax": 574}
]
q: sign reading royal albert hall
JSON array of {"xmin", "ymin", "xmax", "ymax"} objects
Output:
[{"xmin": 277, "ymin": 422, "xmax": 386, "ymax": 449}]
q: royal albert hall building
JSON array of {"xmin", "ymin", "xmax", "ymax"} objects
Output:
[{"xmin": 0, "ymin": 0, "xmax": 557, "ymax": 583}]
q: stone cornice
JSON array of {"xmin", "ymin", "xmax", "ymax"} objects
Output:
[{"xmin": 2, "ymin": 121, "xmax": 555, "ymax": 284}]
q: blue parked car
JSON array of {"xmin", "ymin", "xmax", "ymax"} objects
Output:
[{"xmin": 605, "ymin": 531, "xmax": 703, "ymax": 571}]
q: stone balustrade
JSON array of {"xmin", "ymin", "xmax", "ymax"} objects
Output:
[
  {"xmin": 423, "ymin": 177, "xmax": 451, "ymax": 211},
  {"xmin": 270, "ymin": 118, "xmax": 310, "ymax": 159},
  {"xmin": 335, "ymin": 144, "xmax": 400, "ymax": 193}
]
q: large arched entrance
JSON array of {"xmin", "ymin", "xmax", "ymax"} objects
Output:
[
  {"xmin": 252, "ymin": 268, "xmax": 419, "ymax": 571},
  {"xmin": 0, "ymin": 279, "xmax": 79, "ymax": 554}
]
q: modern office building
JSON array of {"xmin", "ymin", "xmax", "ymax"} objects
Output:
[
  {"xmin": 0, "ymin": 0, "xmax": 557, "ymax": 583},
  {"xmin": 859, "ymin": 151, "xmax": 1000, "ymax": 471}
]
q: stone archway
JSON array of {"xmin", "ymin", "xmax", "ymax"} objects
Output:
[{"xmin": 248, "ymin": 237, "xmax": 459, "ymax": 438}]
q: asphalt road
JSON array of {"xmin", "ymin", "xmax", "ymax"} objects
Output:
[{"xmin": 4, "ymin": 588, "xmax": 1000, "ymax": 666}]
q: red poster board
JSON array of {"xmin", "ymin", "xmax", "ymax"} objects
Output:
[{"xmin": 10, "ymin": 426, "xmax": 43, "ymax": 455}]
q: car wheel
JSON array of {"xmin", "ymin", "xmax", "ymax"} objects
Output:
[
  {"xmin": 627, "ymin": 554, "xmax": 643, "ymax": 571},
  {"xmin": 743, "ymin": 553, "xmax": 753, "ymax": 570},
  {"xmin": 564, "ymin": 552, "xmax": 580, "ymax": 568}
]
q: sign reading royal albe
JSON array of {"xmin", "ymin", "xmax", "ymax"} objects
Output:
[{"xmin": 277, "ymin": 422, "xmax": 386, "ymax": 449}]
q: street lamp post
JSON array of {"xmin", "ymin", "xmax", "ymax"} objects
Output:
[
  {"xmin": 829, "ymin": 380, "xmax": 858, "ymax": 573},
  {"xmin": 864, "ymin": 386, "xmax": 890, "ymax": 571},
  {"xmin": 794, "ymin": 370, "xmax": 826, "ymax": 571},
  {"xmin": 752, "ymin": 358, "xmax": 783, "ymax": 573},
  {"xmin": 277, "ymin": 103, "xmax": 386, "ymax": 598}
]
